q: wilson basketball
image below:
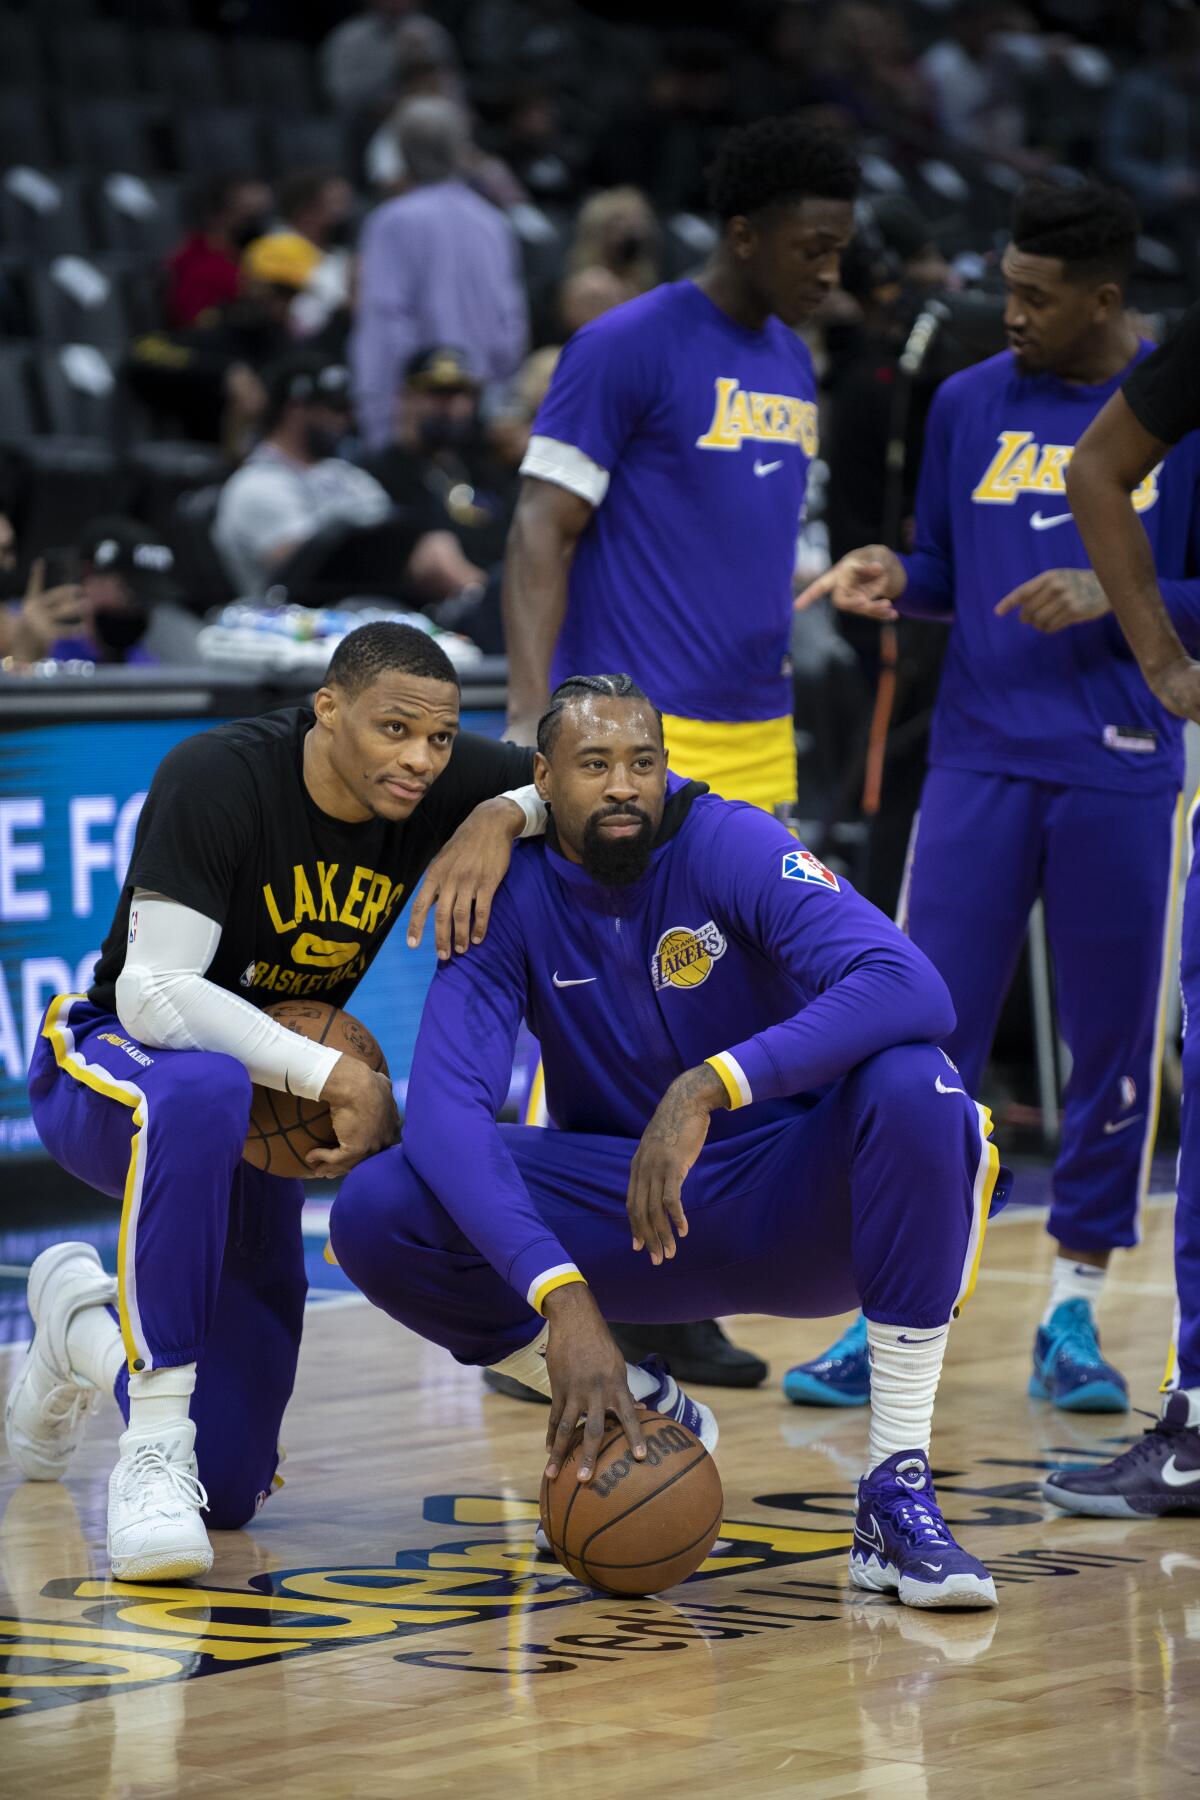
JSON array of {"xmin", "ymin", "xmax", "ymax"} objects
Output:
[
  {"xmin": 539, "ymin": 1408, "xmax": 724, "ymax": 1596},
  {"xmin": 242, "ymin": 1001, "xmax": 389, "ymax": 1180}
]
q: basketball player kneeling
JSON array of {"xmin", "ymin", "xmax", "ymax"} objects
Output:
[
  {"xmin": 7, "ymin": 624, "xmax": 545, "ymax": 1581},
  {"xmin": 332, "ymin": 677, "xmax": 1008, "ymax": 1611}
]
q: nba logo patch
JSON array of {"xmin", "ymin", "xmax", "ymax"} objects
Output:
[{"xmin": 781, "ymin": 849, "xmax": 840, "ymax": 891}]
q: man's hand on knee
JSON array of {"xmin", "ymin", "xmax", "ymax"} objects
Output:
[
  {"xmin": 543, "ymin": 1284, "xmax": 645, "ymax": 1483},
  {"xmin": 626, "ymin": 1065, "xmax": 729, "ymax": 1265}
]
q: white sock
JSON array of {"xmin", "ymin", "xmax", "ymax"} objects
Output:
[
  {"xmin": 865, "ymin": 1320, "xmax": 949, "ymax": 1473},
  {"xmin": 65, "ymin": 1302, "xmax": 125, "ymax": 1395},
  {"xmin": 1044, "ymin": 1256, "xmax": 1106, "ymax": 1327},
  {"xmin": 127, "ymin": 1364, "xmax": 197, "ymax": 1435},
  {"xmin": 488, "ymin": 1326, "xmax": 658, "ymax": 1406}
]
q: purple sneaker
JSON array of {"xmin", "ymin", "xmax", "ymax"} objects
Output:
[
  {"xmin": 850, "ymin": 1450, "xmax": 997, "ymax": 1610},
  {"xmin": 1043, "ymin": 1392, "xmax": 1200, "ymax": 1517},
  {"xmin": 635, "ymin": 1354, "xmax": 719, "ymax": 1453}
]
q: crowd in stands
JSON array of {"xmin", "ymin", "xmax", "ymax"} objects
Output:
[{"xmin": 1, "ymin": 0, "xmax": 1198, "ymax": 683}]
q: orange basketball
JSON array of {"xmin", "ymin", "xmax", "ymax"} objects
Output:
[
  {"xmin": 539, "ymin": 1408, "xmax": 724, "ymax": 1595},
  {"xmin": 242, "ymin": 1001, "xmax": 389, "ymax": 1180}
]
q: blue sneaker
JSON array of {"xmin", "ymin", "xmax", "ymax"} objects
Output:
[
  {"xmin": 783, "ymin": 1313, "xmax": 870, "ymax": 1407},
  {"xmin": 850, "ymin": 1450, "xmax": 997, "ymax": 1610},
  {"xmin": 1029, "ymin": 1298, "xmax": 1129, "ymax": 1412}
]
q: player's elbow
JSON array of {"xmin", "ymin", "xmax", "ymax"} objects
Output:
[
  {"xmin": 114, "ymin": 963, "xmax": 187, "ymax": 1052},
  {"xmin": 902, "ymin": 949, "xmax": 957, "ymax": 1043}
]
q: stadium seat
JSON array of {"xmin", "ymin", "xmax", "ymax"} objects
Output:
[
  {"xmin": 1, "ymin": 170, "xmax": 95, "ymax": 260},
  {"xmin": 33, "ymin": 345, "xmax": 124, "ymax": 441},
  {"xmin": 0, "ymin": 256, "xmax": 34, "ymax": 339},
  {"xmin": 172, "ymin": 107, "xmax": 264, "ymax": 176},
  {"xmin": 127, "ymin": 441, "xmax": 231, "ymax": 540},
  {"xmin": 28, "ymin": 261, "xmax": 132, "ymax": 351},
  {"xmin": 0, "ymin": 14, "xmax": 45, "ymax": 87},
  {"xmin": 0, "ymin": 94, "xmax": 56, "ymax": 171},
  {"xmin": 91, "ymin": 174, "xmax": 184, "ymax": 258},
  {"xmin": 227, "ymin": 36, "xmax": 320, "ymax": 113},
  {"xmin": 0, "ymin": 344, "xmax": 40, "ymax": 446},
  {"xmin": 168, "ymin": 483, "xmax": 236, "ymax": 612},
  {"xmin": 141, "ymin": 28, "xmax": 228, "ymax": 103},
  {"xmin": 16, "ymin": 439, "xmax": 131, "ymax": 560},
  {"xmin": 49, "ymin": 20, "xmax": 139, "ymax": 96},
  {"xmin": 54, "ymin": 97, "xmax": 166, "ymax": 175},
  {"xmin": 263, "ymin": 116, "xmax": 347, "ymax": 177}
]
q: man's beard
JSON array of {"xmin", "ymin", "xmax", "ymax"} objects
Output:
[{"xmin": 580, "ymin": 805, "xmax": 654, "ymax": 885}]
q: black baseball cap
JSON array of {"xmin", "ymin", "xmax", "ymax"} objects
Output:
[
  {"xmin": 405, "ymin": 345, "xmax": 479, "ymax": 392},
  {"xmin": 80, "ymin": 517, "xmax": 182, "ymax": 605},
  {"xmin": 264, "ymin": 353, "xmax": 355, "ymax": 417}
]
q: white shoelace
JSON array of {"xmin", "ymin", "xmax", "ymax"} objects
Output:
[
  {"xmin": 42, "ymin": 1382, "xmax": 98, "ymax": 1434},
  {"xmin": 117, "ymin": 1444, "xmax": 209, "ymax": 1516}
]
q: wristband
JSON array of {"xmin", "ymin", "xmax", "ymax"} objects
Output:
[{"xmin": 499, "ymin": 783, "xmax": 548, "ymax": 839}]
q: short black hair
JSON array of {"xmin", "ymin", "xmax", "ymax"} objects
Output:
[
  {"xmin": 537, "ymin": 673, "xmax": 662, "ymax": 756},
  {"xmin": 1011, "ymin": 179, "xmax": 1140, "ymax": 287},
  {"xmin": 324, "ymin": 622, "xmax": 458, "ymax": 697},
  {"xmin": 707, "ymin": 117, "xmax": 859, "ymax": 221}
]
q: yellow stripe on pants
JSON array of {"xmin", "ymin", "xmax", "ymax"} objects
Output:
[{"xmin": 40, "ymin": 993, "xmax": 152, "ymax": 1372}]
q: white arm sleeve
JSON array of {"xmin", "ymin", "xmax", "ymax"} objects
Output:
[
  {"xmin": 114, "ymin": 894, "xmax": 342, "ymax": 1100},
  {"xmin": 498, "ymin": 782, "xmax": 548, "ymax": 838}
]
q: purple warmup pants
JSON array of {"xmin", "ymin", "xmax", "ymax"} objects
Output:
[
  {"xmin": 902, "ymin": 767, "xmax": 1181, "ymax": 1255},
  {"xmin": 331, "ymin": 1042, "xmax": 1007, "ymax": 1365},
  {"xmin": 28, "ymin": 995, "xmax": 306, "ymax": 1529},
  {"xmin": 1174, "ymin": 813, "xmax": 1200, "ymax": 1387}
]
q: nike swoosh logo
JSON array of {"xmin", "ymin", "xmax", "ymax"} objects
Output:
[
  {"xmin": 753, "ymin": 459, "xmax": 783, "ymax": 477},
  {"xmin": 854, "ymin": 1514, "xmax": 887, "ymax": 1554},
  {"xmin": 552, "ymin": 973, "xmax": 597, "ymax": 988},
  {"xmin": 935, "ymin": 1076, "xmax": 966, "ymax": 1096},
  {"xmin": 920, "ymin": 1562, "xmax": 944, "ymax": 1572},
  {"xmin": 1162, "ymin": 1456, "xmax": 1200, "ymax": 1488},
  {"xmin": 1029, "ymin": 509, "xmax": 1073, "ymax": 531},
  {"xmin": 898, "ymin": 1332, "xmax": 946, "ymax": 1345},
  {"xmin": 1102, "ymin": 1114, "xmax": 1144, "ymax": 1135}
]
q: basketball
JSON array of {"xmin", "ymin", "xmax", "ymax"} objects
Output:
[
  {"xmin": 539, "ymin": 1407, "xmax": 724, "ymax": 1595},
  {"xmin": 242, "ymin": 1001, "xmax": 389, "ymax": 1179}
]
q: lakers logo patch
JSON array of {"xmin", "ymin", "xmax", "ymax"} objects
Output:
[{"xmin": 651, "ymin": 922, "xmax": 727, "ymax": 991}]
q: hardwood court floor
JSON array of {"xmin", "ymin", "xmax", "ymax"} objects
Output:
[{"xmin": 1, "ymin": 1201, "xmax": 1196, "ymax": 1800}]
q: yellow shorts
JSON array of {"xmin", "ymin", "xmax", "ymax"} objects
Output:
[{"xmin": 661, "ymin": 713, "xmax": 797, "ymax": 814}]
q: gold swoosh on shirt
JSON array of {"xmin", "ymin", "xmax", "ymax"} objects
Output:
[{"xmin": 291, "ymin": 934, "xmax": 361, "ymax": 968}]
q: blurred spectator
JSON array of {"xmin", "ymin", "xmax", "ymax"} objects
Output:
[
  {"xmin": 352, "ymin": 98, "xmax": 529, "ymax": 446},
  {"xmin": 589, "ymin": 31, "xmax": 737, "ymax": 213},
  {"xmin": 1, "ymin": 520, "xmax": 190, "ymax": 668},
  {"xmin": 361, "ymin": 345, "xmax": 520, "ymax": 572},
  {"xmin": 558, "ymin": 266, "xmax": 630, "ymax": 337},
  {"xmin": 919, "ymin": 2, "xmax": 1041, "ymax": 161},
  {"xmin": 165, "ymin": 175, "xmax": 274, "ymax": 330},
  {"xmin": 487, "ymin": 345, "xmax": 561, "ymax": 472},
  {"xmin": 214, "ymin": 353, "xmax": 484, "ymax": 605},
  {"xmin": 128, "ymin": 234, "xmax": 321, "ymax": 451},
  {"xmin": 491, "ymin": 84, "xmax": 585, "ymax": 203},
  {"xmin": 566, "ymin": 186, "xmax": 661, "ymax": 294},
  {"xmin": 271, "ymin": 169, "xmax": 359, "ymax": 345},
  {"xmin": 818, "ymin": 1, "xmax": 934, "ymax": 142},
  {"xmin": 1103, "ymin": 8, "xmax": 1200, "ymax": 227},
  {"xmin": 320, "ymin": 0, "xmax": 433, "ymax": 117}
]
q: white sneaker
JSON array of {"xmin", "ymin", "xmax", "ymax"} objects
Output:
[
  {"xmin": 108, "ymin": 1419, "xmax": 214, "ymax": 1582},
  {"xmin": 5, "ymin": 1241, "xmax": 116, "ymax": 1481}
]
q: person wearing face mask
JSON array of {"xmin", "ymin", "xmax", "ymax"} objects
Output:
[
  {"xmin": 265, "ymin": 169, "xmax": 359, "ymax": 348},
  {"xmin": 2, "ymin": 520, "xmax": 189, "ymax": 668},
  {"xmin": 128, "ymin": 234, "xmax": 323, "ymax": 451},
  {"xmin": 361, "ymin": 347, "xmax": 518, "ymax": 575},
  {"xmin": 164, "ymin": 174, "xmax": 275, "ymax": 331},
  {"xmin": 214, "ymin": 351, "xmax": 485, "ymax": 606}
]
